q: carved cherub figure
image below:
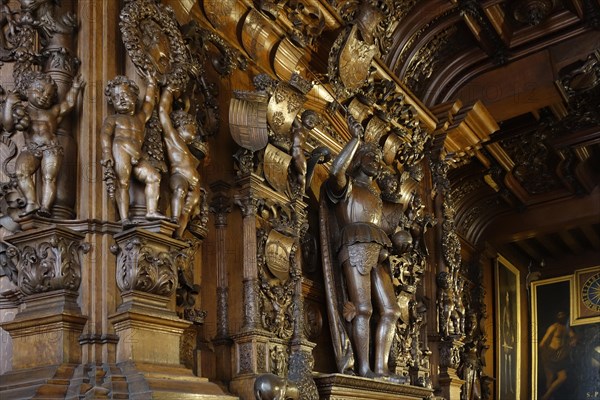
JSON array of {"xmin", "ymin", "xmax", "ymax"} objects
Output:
[
  {"xmin": 158, "ymin": 72, "xmax": 202, "ymax": 238},
  {"xmin": 101, "ymin": 73, "xmax": 165, "ymax": 226},
  {"xmin": 290, "ymin": 110, "xmax": 318, "ymax": 194},
  {"xmin": 5, "ymin": 71, "xmax": 84, "ymax": 217}
]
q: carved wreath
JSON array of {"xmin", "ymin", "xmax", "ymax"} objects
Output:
[{"xmin": 119, "ymin": 0, "xmax": 190, "ymax": 81}]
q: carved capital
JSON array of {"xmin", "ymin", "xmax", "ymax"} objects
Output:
[
  {"xmin": 5, "ymin": 226, "xmax": 89, "ymax": 296},
  {"xmin": 111, "ymin": 229, "xmax": 186, "ymax": 297},
  {"xmin": 235, "ymin": 195, "xmax": 261, "ymax": 218},
  {"xmin": 210, "ymin": 181, "xmax": 232, "ymax": 228}
]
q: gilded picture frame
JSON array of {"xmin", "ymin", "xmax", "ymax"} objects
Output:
[
  {"xmin": 572, "ymin": 265, "xmax": 600, "ymax": 326},
  {"xmin": 495, "ymin": 255, "xmax": 521, "ymax": 400}
]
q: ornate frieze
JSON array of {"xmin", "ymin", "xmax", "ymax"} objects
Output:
[{"xmin": 403, "ymin": 26, "xmax": 457, "ymax": 98}]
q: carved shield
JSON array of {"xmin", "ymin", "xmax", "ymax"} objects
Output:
[
  {"xmin": 263, "ymin": 144, "xmax": 292, "ymax": 195},
  {"xmin": 267, "ymin": 83, "xmax": 305, "ymax": 137},
  {"xmin": 383, "ymin": 132, "xmax": 404, "ymax": 165},
  {"xmin": 265, "ymin": 229, "xmax": 296, "ymax": 281},
  {"xmin": 338, "ymin": 25, "xmax": 377, "ymax": 91},
  {"xmin": 229, "ymin": 92, "xmax": 269, "ymax": 151}
]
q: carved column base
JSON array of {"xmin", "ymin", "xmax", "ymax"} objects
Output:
[
  {"xmin": 314, "ymin": 374, "xmax": 434, "ymax": 400},
  {"xmin": 409, "ymin": 366, "xmax": 432, "ymax": 389},
  {"xmin": 1, "ymin": 290, "xmax": 87, "ymax": 370},
  {"xmin": 229, "ymin": 329, "xmax": 271, "ymax": 400},
  {"xmin": 109, "ymin": 290, "xmax": 190, "ymax": 365}
]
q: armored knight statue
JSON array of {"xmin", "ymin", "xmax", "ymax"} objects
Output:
[
  {"xmin": 320, "ymin": 114, "xmax": 405, "ymax": 382},
  {"xmin": 3, "ymin": 71, "xmax": 84, "ymax": 217},
  {"xmin": 101, "ymin": 72, "xmax": 166, "ymax": 226}
]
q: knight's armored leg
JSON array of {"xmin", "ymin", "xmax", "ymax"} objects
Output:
[
  {"xmin": 342, "ymin": 257, "xmax": 374, "ymax": 377},
  {"xmin": 372, "ymin": 264, "xmax": 402, "ymax": 376}
]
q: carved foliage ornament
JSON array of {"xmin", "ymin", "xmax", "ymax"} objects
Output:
[
  {"xmin": 112, "ymin": 238, "xmax": 177, "ymax": 296},
  {"xmin": 6, "ymin": 232, "xmax": 90, "ymax": 295}
]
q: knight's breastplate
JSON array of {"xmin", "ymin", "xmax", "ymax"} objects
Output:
[{"xmin": 336, "ymin": 182, "xmax": 383, "ymax": 225}]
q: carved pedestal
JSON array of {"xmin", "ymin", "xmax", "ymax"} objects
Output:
[
  {"xmin": 229, "ymin": 328, "xmax": 272, "ymax": 399},
  {"xmin": 110, "ymin": 290, "xmax": 190, "ymax": 365},
  {"xmin": 437, "ymin": 337, "xmax": 465, "ymax": 400},
  {"xmin": 314, "ymin": 374, "xmax": 434, "ymax": 400},
  {"xmin": 0, "ymin": 225, "xmax": 89, "ymax": 398},
  {"xmin": 109, "ymin": 225, "xmax": 238, "ymax": 399}
]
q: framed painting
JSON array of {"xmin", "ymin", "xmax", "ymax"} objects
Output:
[
  {"xmin": 531, "ymin": 276, "xmax": 572, "ymax": 400},
  {"xmin": 531, "ymin": 275, "xmax": 600, "ymax": 400},
  {"xmin": 495, "ymin": 256, "xmax": 520, "ymax": 400}
]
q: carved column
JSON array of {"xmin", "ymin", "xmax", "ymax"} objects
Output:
[
  {"xmin": 428, "ymin": 154, "xmax": 466, "ymax": 398},
  {"xmin": 287, "ymin": 200, "xmax": 319, "ymax": 400},
  {"xmin": 235, "ymin": 193, "xmax": 261, "ymax": 330},
  {"xmin": 230, "ymin": 175, "xmax": 271, "ymax": 399},
  {"xmin": 210, "ymin": 180, "xmax": 233, "ymax": 383},
  {"xmin": 1, "ymin": 225, "xmax": 89, "ymax": 369}
]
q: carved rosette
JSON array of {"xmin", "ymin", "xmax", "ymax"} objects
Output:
[
  {"xmin": 5, "ymin": 226, "xmax": 89, "ymax": 296},
  {"xmin": 111, "ymin": 228, "xmax": 186, "ymax": 297}
]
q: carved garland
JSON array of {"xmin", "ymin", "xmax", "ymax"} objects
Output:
[{"xmin": 119, "ymin": 0, "xmax": 189, "ymax": 80}]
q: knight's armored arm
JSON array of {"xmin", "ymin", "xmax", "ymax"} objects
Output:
[{"xmin": 329, "ymin": 115, "xmax": 362, "ymax": 191}]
